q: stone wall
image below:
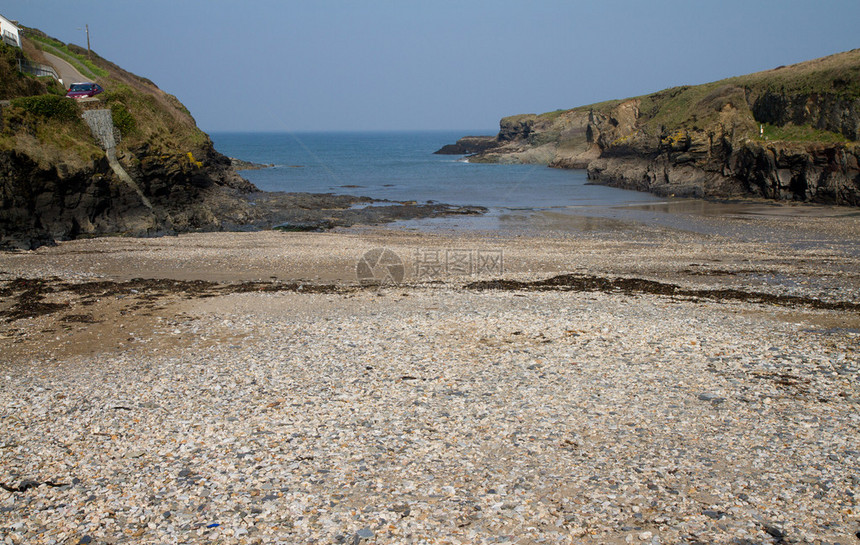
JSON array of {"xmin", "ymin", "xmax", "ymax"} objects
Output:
[{"xmin": 81, "ymin": 109, "xmax": 119, "ymax": 150}]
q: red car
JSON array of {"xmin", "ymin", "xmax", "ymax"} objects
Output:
[{"xmin": 65, "ymin": 82, "xmax": 103, "ymax": 99}]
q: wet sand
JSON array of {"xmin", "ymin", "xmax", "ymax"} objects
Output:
[{"xmin": 1, "ymin": 203, "xmax": 858, "ymax": 364}]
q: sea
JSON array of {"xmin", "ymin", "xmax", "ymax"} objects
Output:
[
  {"xmin": 209, "ymin": 131, "xmax": 664, "ymax": 231},
  {"xmin": 209, "ymin": 131, "xmax": 851, "ymax": 237}
]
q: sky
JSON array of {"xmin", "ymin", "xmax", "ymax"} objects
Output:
[{"xmin": 5, "ymin": 1, "xmax": 860, "ymax": 133}]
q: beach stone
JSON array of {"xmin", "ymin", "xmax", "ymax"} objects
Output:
[
  {"xmin": 697, "ymin": 392, "xmax": 725, "ymax": 404},
  {"xmin": 764, "ymin": 524, "xmax": 786, "ymax": 540},
  {"xmin": 1, "ymin": 220, "xmax": 859, "ymax": 545},
  {"xmin": 353, "ymin": 528, "xmax": 374, "ymax": 543}
]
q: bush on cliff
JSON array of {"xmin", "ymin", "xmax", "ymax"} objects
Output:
[
  {"xmin": 109, "ymin": 102, "xmax": 136, "ymax": 136},
  {"xmin": 0, "ymin": 43, "xmax": 51, "ymax": 100},
  {"xmin": 1, "ymin": 94, "xmax": 102, "ymax": 167},
  {"xmin": 10, "ymin": 94, "xmax": 79, "ymax": 122}
]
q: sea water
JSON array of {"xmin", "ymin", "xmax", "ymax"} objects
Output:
[{"xmin": 209, "ymin": 131, "xmax": 663, "ymax": 210}]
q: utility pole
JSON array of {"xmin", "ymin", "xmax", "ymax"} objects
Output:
[{"xmin": 85, "ymin": 24, "xmax": 90, "ymax": 59}]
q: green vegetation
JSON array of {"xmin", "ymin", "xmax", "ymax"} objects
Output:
[
  {"xmin": 1, "ymin": 27, "xmax": 212, "ymax": 164},
  {"xmin": 38, "ymin": 76, "xmax": 65, "ymax": 95},
  {"xmin": 637, "ymin": 82, "xmax": 758, "ymax": 137},
  {"xmin": 99, "ymin": 82, "xmax": 207, "ymax": 151},
  {"xmin": 733, "ymin": 53, "xmax": 860, "ymax": 98},
  {"xmin": 0, "ymin": 96, "xmax": 101, "ymax": 164},
  {"xmin": 759, "ymin": 123, "xmax": 849, "ymax": 143},
  {"xmin": 27, "ymin": 34, "xmax": 108, "ymax": 78},
  {"xmin": 109, "ymin": 102, "xmax": 136, "ymax": 135},
  {"xmin": 10, "ymin": 94, "xmax": 79, "ymax": 122},
  {"xmin": 537, "ymin": 109, "xmax": 568, "ymax": 122},
  {"xmin": 531, "ymin": 49, "xmax": 860, "ymax": 144},
  {"xmin": 0, "ymin": 43, "xmax": 50, "ymax": 99}
]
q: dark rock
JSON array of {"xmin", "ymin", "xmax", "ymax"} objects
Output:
[
  {"xmin": 586, "ymin": 138, "xmax": 860, "ymax": 205},
  {"xmin": 17, "ymin": 479, "xmax": 40, "ymax": 491},
  {"xmin": 230, "ymin": 157, "xmax": 274, "ymax": 170},
  {"xmin": 698, "ymin": 392, "xmax": 727, "ymax": 404},
  {"xmin": 499, "ymin": 115, "xmax": 537, "ymax": 142},
  {"xmin": 0, "ymin": 143, "xmax": 258, "ymax": 250},
  {"xmin": 434, "ymin": 135, "xmax": 499, "ymax": 155},
  {"xmin": 752, "ymin": 90, "xmax": 859, "ymax": 140},
  {"xmin": 273, "ymin": 220, "xmax": 335, "ymax": 232},
  {"xmin": 763, "ymin": 523, "xmax": 786, "ymax": 540}
]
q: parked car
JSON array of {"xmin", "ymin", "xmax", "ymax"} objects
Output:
[{"xmin": 65, "ymin": 82, "xmax": 103, "ymax": 99}]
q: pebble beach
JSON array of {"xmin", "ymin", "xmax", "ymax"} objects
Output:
[{"xmin": 1, "ymin": 208, "xmax": 859, "ymax": 545}]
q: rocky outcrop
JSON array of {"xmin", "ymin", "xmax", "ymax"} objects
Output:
[
  {"xmin": 443, "ymin": 49, "xmax": 860, "ymax": 206},
  {"xmin": 0, "ymin": 143, "xmax": 258, "ymax": 250},
  {"xmin": 0, "ymin": 33, "xmax": 266, "ymax": 249},
  {"xmin": 230, "ymin": 157, "xmax": 274, "ymax": 170},
  {"xmin": 434, "ymin": 136, "xmax": 499, "ymax": 155},
  {"xmin": 752, "ymin": 91, "xmax": 860, "ymax": 140},
  {"xmin": 1, "ymin": 30, "xmax": 493, "ymax": 250},
  {"xmin": 585, "ymin": 118, "xmax": 860, "ymax": 204}
]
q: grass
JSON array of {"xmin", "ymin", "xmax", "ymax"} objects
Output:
[
  {"xmin": 0, "ymin": 99, "xmax": 102, "ymax": 164},
  {"xmin": 27, "ymin": 34, "xmax": 108, "ymax": 79},
  {"xmin": 729, "ymin": 49, "xmax": 860, "ymax": 98},
  {"xmin": 537, "ymin": 109, "xmax": 569, "ymax": 122},
  {"xmin": 758, "ymin": 123, "xmax": 849, "ymax": 144},
  {"xmin": 0, "ymin": 43, "xmax": 50, "ymax": 99},
  {"xmin": 99, "ymin": 82, "xmax": 208, "ymax": 152},
  {"xmin": 10, "ymin": 94, "xmax": 79, "ymax": 121},
  {"xmin": 526, "ymin": 49, "xmax": 860, "ymax": 145}
]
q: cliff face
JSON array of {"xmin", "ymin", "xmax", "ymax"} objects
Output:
[
  {"xmin": 0, "ymin": 37, "xmax": 259, "ymax": 249},
  {"xmin": 0, "ymin": 142, "xmax": 257, "ymax": 249},
  {"xmin": 457, "ymin": 50, "xmax": 860, "ymax": 205}
]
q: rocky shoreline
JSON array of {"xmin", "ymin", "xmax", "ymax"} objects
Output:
[
  {"xmin": 0, "ymin": 146, "xmax": 486, "ymax": 250},
  {"xmin": 438, "ymin": 50, "xmax": 860, "ymax": 206},
  {"xmin": 229, "ymin": 158, "xmax": 275, "ymax": 171}
]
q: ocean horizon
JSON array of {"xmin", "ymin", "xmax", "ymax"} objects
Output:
[{"xmin": 209, "ymin": 131, "xmax": 664, "ymax": 212}]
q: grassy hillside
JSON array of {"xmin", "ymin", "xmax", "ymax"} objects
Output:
[
  {"xmin": 0, "ymin": 42, "xmax": 60, "ymax": 100},
  {"xmin": 532, "ymin": 49, "xmax": 860, "ymax": 145},
  {"xmin": 1, "ymin": 29, "xmax": 259, "ymax": 250},
  {"xmin": 1, "ymin": 28, "xmax": 211, "ymax": 165},
  {"xmin": 466, "ymin": 49, "xmax": 860, "ymax": 204}
]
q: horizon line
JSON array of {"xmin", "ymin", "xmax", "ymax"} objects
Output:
[{"xmin": 204, "ymin": 128, "xmax": 500, "ymax": 135}]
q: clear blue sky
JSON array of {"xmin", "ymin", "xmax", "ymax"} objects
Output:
[{"xmin": 6, "ymin": 1, "xmax": 860, "ymax": 133}]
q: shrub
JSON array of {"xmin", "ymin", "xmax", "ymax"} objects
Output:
[
  {"xmin": 10, "ymin": 94, "xmax": 79, "ymax": 122},
  {"xmin": 110, "ymin": 102, "xmax": 136, "ymax": 134}
]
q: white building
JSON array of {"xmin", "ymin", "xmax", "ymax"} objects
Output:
[{"xmin": 0, "ymin": 13, "xmax": 21, "ymax": 48}]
